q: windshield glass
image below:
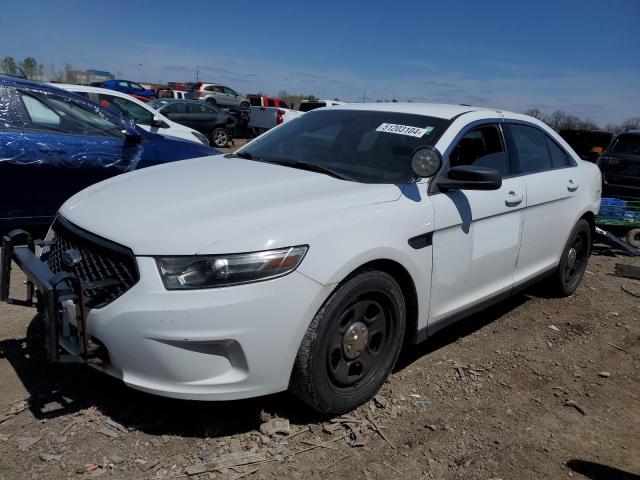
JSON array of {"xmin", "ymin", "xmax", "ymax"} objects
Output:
[
  {"xmin": 240, "ymin": 109, "xmax": 450, "ymax": 183},
  {"xmin": 612, "ymin": 134, "xmax": 640, "ymax": 155}
]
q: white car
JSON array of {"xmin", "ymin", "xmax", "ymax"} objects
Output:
[
  {"xmin": 50, "ymin": 84, "xmax": 209, "ymax": 145},
  {"xmin": 1, "ymin": 103, "xmax": 601, "ymax": 414}
]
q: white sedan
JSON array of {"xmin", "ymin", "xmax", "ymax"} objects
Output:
[
  {"xmin": 50, "ymin": 83, "xmax": 210, "ymax": 145},
  {"xmin": 1, "ymin": 103, "xmax": 601, "ymax": 414}
]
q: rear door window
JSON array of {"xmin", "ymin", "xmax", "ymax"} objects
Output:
[
  {"xmin": 96, "ymin": 94, "xmax": 154, "ymax": 125},
  {"xmin": 546, "ymin": 137, "xmax": 572, "ymax": 168},
  {"xmin": 187, "ymin": 102, "xmax": 213, "ymax": 114},
  {"xmin": 20, "ymin": 94, "xmax": 62, "ymax": 129},
  {"xmin": 506, "ymin": 124, "xmax": 553, "ymax": 174},
  {"xmin": 163, "ymin": 102, "xmax": 187, "ymax": 114},
  {"xmin": 448, "ymin": 124, "xmax": 509, "ymax": 177},
  {"xmin": 18, "ymin": 90, "xmax": 124, "ymax": 138}
]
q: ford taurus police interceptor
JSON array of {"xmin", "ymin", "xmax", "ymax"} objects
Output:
[{"xmin": 1, "ymin": 103, "xmax": 601, "ymax": 414}]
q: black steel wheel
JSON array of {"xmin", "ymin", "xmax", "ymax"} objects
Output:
[
  {"xmin": 549, "ymin": 219, "xmax": 591, "ymax": 296},
  {"xmin": 326, "ymin": 297, "xmax": 395, "ymax": 388},
  {"xmin": 291, "ymin": 269, "xmax": 406, "ymax": 414}
]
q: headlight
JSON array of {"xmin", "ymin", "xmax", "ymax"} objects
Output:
[
  {"xmin": 156, "ymin": 246, "xmax": 308, "ymax": 289},
  {"xmin": 191, "ymin": 131, "xmax": 209, "ymax": 145}
]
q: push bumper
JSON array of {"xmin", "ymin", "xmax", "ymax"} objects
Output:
[{"xmin": 1, "ymin": 230, "xmax": 94, "ymax": 363}]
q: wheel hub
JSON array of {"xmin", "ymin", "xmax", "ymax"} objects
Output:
[
  {"xmin": 342, "ymin": 321, "xmax": 369, "ymax": 360},
  {"xmin": 567, "ymin": 247, "xmax": 577, "ymax": 266}
]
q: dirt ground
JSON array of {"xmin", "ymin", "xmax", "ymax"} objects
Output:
[{"xmin": 0, "ymin": 243, "xmax": 639, "ymax": 480}]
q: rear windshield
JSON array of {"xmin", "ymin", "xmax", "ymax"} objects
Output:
[
  {"xmin": 612, "ymin": 134, "xmax": 640, "ymax": 155},
  {"xmin": 187, "ymin": 83, "xmax": 202, "ymax": 91},
  {"xmin": 299, "ymin": 102, "xmax": 326, "ymax": 112},
  {"xmin": 240, "ymin": 109, "xmax": 450, "ymax": 183}
]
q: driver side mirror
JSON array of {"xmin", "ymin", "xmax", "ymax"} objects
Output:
[
  {"xmin": 151, "ymin": 115, "xmax": 169, "ymax": 128},
  {"xmin": 437, "ymin": 165, "xmax": 502, "ymax": 191},
  {"xmin": 123, "ymin": 125, "xmax": 143, "ymax": 146}
]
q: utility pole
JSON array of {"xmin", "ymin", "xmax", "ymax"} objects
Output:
[
  {"xmin": 362, "ymin": 91, "xmax": 366, "ymax": 103},
  {"xmin": 195, "ymin": 65, "xmax": 200, "ymax": 82}
]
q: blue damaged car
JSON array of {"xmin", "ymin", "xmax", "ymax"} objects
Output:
[{"xmin": 0, "ymin": 76, "xmax": 218, "ymax": 230}]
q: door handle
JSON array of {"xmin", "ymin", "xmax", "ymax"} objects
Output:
[
  {"xmin": 567, "ymin": 180, "xmax": 579, "ymax": 192},
  {"xmin": 505, "ymin": 191, "xmax": 523, "ymax": 206}
]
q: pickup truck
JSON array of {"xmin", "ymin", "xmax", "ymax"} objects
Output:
[
  {"xmin": 248, "ymin": 94, "xmax": 291, "ymax": 109},
  {"xmin": 248, "ymin": 105, "xmax": 304, "ymax": 134}
]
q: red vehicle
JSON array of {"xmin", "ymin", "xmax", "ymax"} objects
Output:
[{"xmin": 248, "ymin": 94, "xmax": 290, "ymax": 109}]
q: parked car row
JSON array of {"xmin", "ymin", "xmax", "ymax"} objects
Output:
[{"xmin": 149, "ymin": 99, "xmax": 238, "ymax": 148}]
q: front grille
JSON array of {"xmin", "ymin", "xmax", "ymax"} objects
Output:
[{"xmin": 45, "ymin": 218, "xmax": 139, "ymax": 308}]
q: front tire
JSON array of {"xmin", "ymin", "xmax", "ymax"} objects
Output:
[
  {"xmin": 291, "ymin": 270, "xmax": 406, "ymax": 414},
  {"xmin": 210, "ymin": 128, "xmax": 229, "ymax": 148},
  {"xmin": 548, "ymin": 219, "xmax": 591, "ymax": 297}
]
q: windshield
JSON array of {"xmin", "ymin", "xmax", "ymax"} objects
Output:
[
  {"xmin": 239, "ymin": 109, "xmax": 450, "ymax": 183},
  {"xmin": 612, "ymin": 134, "xmax": 640, "ymax": 155}
]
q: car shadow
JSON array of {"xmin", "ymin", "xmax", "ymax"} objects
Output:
[
  {"xmin": 567, "ymin": 459, "xmax": 640, "ymax": 480},
  {"xmin": 0, "ymin": 315, "xmax": 329, "ymax": 439},
  {"xmin": 1, "ymin": 290, "xmax": 529, "ymax": 439},
  {"xmin": 395, "ymin": 292, "xmax": 530, "ymax": 372}
]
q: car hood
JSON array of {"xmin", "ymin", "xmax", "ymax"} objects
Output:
[{"xmin": 59, "ymin": 155, "xmax": 403, "ymax": 255}]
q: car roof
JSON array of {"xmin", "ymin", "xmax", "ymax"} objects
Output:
[
  {"xmin": 0, "ymin": 75, "xmax": 73, "ymax": 94},
  {"xmin": 48, "ymin": 83, "xmax": 156, "ymax": 108},
  {"xmin": 330, "ymin": 102, "xmax": 502, "ymax": 120},
  {"xmin": 0, "ymin": 75, "xmax": 127, "ymax": 124},
  {"xmin": 151, "ymin": 98, "xmax": 210, "ymax": 105}
]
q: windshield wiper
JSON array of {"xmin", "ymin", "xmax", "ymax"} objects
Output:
[{"xmin": 271, "ymin": 160, "xmax": 353, "ymax": 181}]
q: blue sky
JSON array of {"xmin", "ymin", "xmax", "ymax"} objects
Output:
[{"xmin": 1, "ymin": 0, "xmax": 639, "ymax": 125}]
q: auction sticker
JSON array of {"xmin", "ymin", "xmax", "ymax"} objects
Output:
[{"xmin": 376, "ymin": 123, "xmax": 434, "ymax": 138}]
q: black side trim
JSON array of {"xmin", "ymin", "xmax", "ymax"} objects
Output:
[
  {"xmin": 408, "ymin": 232, "xmax": 433, "ymax": 249},
  {"xmin": 416, "ymin": 266, "xmax": 556, "ymax": 343}
]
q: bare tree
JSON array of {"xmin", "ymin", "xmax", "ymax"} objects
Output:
[{"xmin": 524, "ymin": 108, "xmax": 544, "ymax": 120}]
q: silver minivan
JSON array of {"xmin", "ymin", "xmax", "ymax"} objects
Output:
[{"xmin": 187, "ymin": 83, "xmax": 250, "ymax": 107}]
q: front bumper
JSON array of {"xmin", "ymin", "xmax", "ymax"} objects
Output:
[{"xmin": 1, "ymin": 231, "xmax": 331, "ymax": 400}]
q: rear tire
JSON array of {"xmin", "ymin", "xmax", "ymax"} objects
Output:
[
  {"xmin": 210, "ymin": 128, "xmax": 229, "ymax": 148},
  {"xmin": 206, "ymin": 98, "xmax": 217, "ymax": 107},
  {"xmin": 291, "ymin": 270, "xmax": 406, "ymax": 414},
  {"xmin": 548, "ymin": 219, "xmax": 591, "ymax": 297},
  {"xmin": 626, "ymin": 228, "xmax": 640, "ymax": 248},
  {"xmin": 240, "ymin": 101, "xmax": 250, "ymax": 108}
]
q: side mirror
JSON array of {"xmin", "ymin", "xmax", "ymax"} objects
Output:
[
  {"xmin": 151, "ymin": 115, "xmax": 169, "ymax": 128},
  {"xmin": 437, "ymin": 165, "xmax": 502, "ymax": 191},
  {"xmin": 123, "ymin": 126, "xmax": 143, "ymax": 146},
  {"xmin": 411, "ymin": 146, "xmax": 442, "ymax": 179}
]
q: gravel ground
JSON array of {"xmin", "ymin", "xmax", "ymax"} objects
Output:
[{"xmin": 0, "ymin": 243, "xmax": 639, "ymax": 480}]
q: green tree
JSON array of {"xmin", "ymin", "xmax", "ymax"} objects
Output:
[
  {"xmin": 20, "ymin": 57, "xmax": 43, "ymax": 80},
  {"xmin": 1, "ymin": 56, "xmax": 17, "ymax": 75}
]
